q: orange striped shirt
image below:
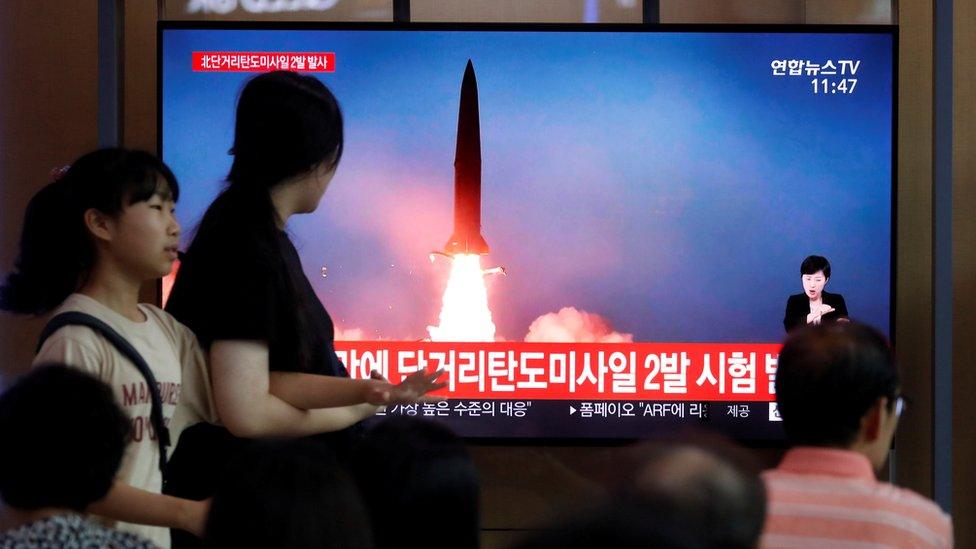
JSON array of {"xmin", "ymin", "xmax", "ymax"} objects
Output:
[{"xmin": 761, "ymin": 447, "xmax": 953, "ymax": 548}]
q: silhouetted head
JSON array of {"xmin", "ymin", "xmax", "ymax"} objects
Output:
[
  {"xmin": 0, "ymin": 364, "xmax": 129, "ymax": 511},
  {"xmin": 629, "ymin": 441, "xmax": 766, "ymax": 549},
  {"xmin": 228, "ymin": 70, "xmax": 343, "ymax": 211}
]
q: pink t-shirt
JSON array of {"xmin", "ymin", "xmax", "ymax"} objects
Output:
[{"xmin": 762, "ymin": 447, "xmax": 952, "ymax": 548}]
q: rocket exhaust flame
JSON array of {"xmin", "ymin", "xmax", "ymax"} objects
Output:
[{"xmin": 427, "ymin": 254, "xmax": 496, "ymax": 342}]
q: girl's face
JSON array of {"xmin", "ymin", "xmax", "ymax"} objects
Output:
[
  {"xmin": 102, "ymin": 188, "xmax": 181, "ymax": 280},
  {"xmin": 801, "ymin": 270, "xmax": 828, "ymax": 301},
  {"xmin": 295, "ymin": 162, "xmax": 336, "ymax": 214}
]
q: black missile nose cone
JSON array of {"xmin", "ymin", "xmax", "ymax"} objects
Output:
[
  {"xmin": 463, "ymin": 59, "xmax": 477, "ymax": 85},
  {"xmin": 456, "ymin": 60, "xmax": 481, "ymax": 153}
]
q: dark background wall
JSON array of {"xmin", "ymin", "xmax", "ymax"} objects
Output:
[{"xmin": 1, "ymin": 1, "xmax": 972, "ymax": 546}]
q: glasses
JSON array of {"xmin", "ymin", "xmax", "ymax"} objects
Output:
[{"xmin": 894, "ymin": 395, "xmax": 910, "ymax": 418}]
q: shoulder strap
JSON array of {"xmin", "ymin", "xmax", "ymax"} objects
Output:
[{"xmin": 37, "ymin": 311, "xmax": 171, "ymax": 477}]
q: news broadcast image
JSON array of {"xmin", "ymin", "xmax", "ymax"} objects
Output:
[{"xmin": 161, "ymin": 27, "xmax": 894, "ymax": 440}]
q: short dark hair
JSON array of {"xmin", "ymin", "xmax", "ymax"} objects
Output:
[
  {"xmin": 0, "ymin": 364, "xmax": 129, "ymax": 511},
  {"xmin": 205, "ymin": 439, "xmax": 372, "ymax": 549},
  {"xmin": 775, "ymin": 322, "xmax": 899, "ymax": 446},
  {"xmin": 351, "ymin": 417, "xmax": 479, "ymax": 549},
  {"xmin": 800, "ymin": 255, "xmax": 831, "ymax": 278},
  {"xmin": 621, "ymin": 440, "xmax": 765, "ymax": 549}
]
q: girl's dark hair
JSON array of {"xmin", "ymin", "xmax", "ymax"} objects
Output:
[
  {"xmin": 185, "ymin": 71, "xmax": 344, "ymax": 370},
  {"xmin": 0, "ymin": 148, "xmax": 179, "ymax": 315},
  {"xmin": 205, "ymin": 439, "xmax": 373, "ymax": 549}
]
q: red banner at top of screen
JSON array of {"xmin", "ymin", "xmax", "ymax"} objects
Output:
[{"xmin": 192, "ymin": 52, "xmax": 335, "ymax": 72}]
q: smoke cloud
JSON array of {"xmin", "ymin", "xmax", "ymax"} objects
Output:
[{"xmin": 523, "ymin": 307, "xmax": 633, "ymax": 343}]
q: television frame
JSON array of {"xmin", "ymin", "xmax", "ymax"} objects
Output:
[{"xmin": 157, "ymin": 21, "xmax": 898, "ymax": 447}]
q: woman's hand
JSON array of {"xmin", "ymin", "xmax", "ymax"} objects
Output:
[
  {"xmin": 806, "ymin": 304, "xmax": 837, "ymax": 325},
  {"xmin": 367, "ymin": 368, "xmax": 447, "ymax": 405}
]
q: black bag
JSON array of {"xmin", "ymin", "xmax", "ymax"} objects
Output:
[{"xmin": 37, "ymin": 311, "xmax": 171, "ymax": 477}]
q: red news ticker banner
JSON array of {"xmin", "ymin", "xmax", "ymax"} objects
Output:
[
  {"xmin": 192, "ymin": 51, "xmax": 335, "ymax": 72},
  {"xmin": 335, "ymin": 342, "xmax": 782, "ymax": 402}
]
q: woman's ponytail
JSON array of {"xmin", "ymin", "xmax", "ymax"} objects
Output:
[{"xmin": 0, "ymin": 176, "xmax": 87, "ymax": 314}]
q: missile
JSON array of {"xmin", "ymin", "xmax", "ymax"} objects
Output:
[{"xmin": 443, "ymin": 60, "xmax": 490, "ymax": 256}]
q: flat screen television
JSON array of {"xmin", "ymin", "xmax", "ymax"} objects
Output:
[{"xmin": 159, "ymin": 22, "xmax": 896, "ymax": 441}]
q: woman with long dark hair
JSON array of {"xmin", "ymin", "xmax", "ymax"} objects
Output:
[{"xmin": 163, "ymin": 71, "xmax": 443, "ymax": 520}]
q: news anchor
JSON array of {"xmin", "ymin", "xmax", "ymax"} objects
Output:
[{"xmin": 784, "ymin": 255, "xmax": 849, "ymax": 332}]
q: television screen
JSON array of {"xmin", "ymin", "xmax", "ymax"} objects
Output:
[{"xmin": 160, "ymin": 23, "xmax": 895, "ymax": 441}]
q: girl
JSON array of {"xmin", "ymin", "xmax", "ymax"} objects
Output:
[
  {"xmin": 0, "ymin": 149, "xmax": 214, "ymax": 547},
  {"xmin": 164, "ymin": 71, "xmax": 444, "ymax": 512},
  {"xmin": 2, "ymin": 147, "xmax": 441, "ymax": 547}
]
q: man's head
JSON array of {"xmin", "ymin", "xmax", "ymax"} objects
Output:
[
  {"xmin": 0, "ymin": 364, "xmax": 129, "ymax": 511},
  {"xmin": 632, "ymin": 442, "xmax": 767, "ymax": 549},
  {"xmin": 520, "ymin": 440, "xmax": 766, "ymax": 549},
  {"xmin": 775, "ymin": 322, "xmax": 900, "ymax": 470}
]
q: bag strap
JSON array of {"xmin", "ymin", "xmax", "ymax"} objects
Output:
[{"xmin": 37, "ymin": 311, "xmax": 171, "ymax": 477}]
